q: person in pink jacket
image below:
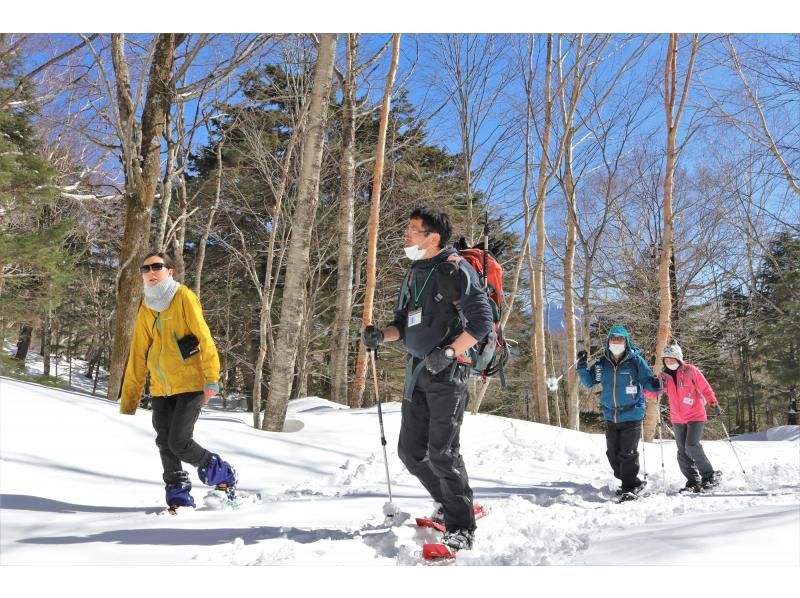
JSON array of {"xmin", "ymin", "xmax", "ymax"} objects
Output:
[{"xmin": 654, "ymin": 342, "xmax": 723, "ymax": 493}]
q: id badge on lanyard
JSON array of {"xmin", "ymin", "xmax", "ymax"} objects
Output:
[{"xmin": 408, "ymin": 267, "xmax": 436, "ymax": 328}]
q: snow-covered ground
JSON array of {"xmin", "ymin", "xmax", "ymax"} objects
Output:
[{"xmin": 1, "ymin": 374, "xmax": 798, "ymax": 592}]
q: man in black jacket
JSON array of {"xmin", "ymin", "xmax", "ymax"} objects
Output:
[{"xmin": 362, "ymin": 207, "xmax": 494, "ymax": 552}]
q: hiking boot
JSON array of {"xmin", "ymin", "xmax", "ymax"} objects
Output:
[
  {"xmin": 621, "ymin": 479, "xmax": 647, "ymax": 495},
  {"xmin": 442, "ymin": 528, "xmax": 475, "ymax": 552},
  {"xmin": 701, "ymin": 470, "xmax": 722, "ymax": 491},
  {"xmin": 679, "ymin": 480, "xmax": 702, "ymax": 494}
]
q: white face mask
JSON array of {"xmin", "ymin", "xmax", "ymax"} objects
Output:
[
  {"xmin": 666, "ymin": 362, "xmax": 680, "ymax": 370},
  {"xmin": 404, "ymin": 244, "xmax": 427, "ymax": 261},
  {"xmin": 609, "ymin": 342, "xmax": 625, "ymax": 356}
]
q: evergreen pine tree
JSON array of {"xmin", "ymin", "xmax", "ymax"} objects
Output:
[
  {"xmin": 754, "ymin": 232, "xmax": 800, "ymax": 423},
  {"xmin": 0, "ymin": 38, "xmax": 73, "ymax": 360}
]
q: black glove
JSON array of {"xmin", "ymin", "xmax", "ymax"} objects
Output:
[
  {"xmin": 454, "ymin": 236, "xmax": 505, "ymax": 260},
  {"xmin": 454, "ymin": 236, "xmax": 470, "ymax": 251},
  {"xmin": 488, "ymin": 239, "xmax": 506, "ymax": 259},
  {"xmin": 362, "ymin": 325, "xmax": 384, "ymax": 351},
  {"xmin": 576, "ymin": 350, "xmax": 588, "ymax": 368},
  {"xmin": 425, "ymin": 346, "xmax": 454, "ymax": 375},
  {"xmin": 712, "ymin": 403, "xmax": 723, "ymax": 417},
  {"xmin": 651, "ymin": 376, "xmax": 664, "ymax": 391}
]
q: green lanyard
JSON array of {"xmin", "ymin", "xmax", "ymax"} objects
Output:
[{"xmin": 413, "ymin": 266, "xmax": 438, "ymax": 307}]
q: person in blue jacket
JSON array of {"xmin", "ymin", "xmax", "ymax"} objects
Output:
[{"xmin": 577, "ymin": 325, "xmax": 663, "ymax": 497}]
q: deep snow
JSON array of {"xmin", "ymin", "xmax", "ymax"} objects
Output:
[{"xmin": 1, "ymin": 370, "xmax": 798, "ymax": 592}]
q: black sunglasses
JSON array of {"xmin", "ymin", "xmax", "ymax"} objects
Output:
[{"xmin": 140, "ymin": 263, "xmax": 167, "ymax": 273}]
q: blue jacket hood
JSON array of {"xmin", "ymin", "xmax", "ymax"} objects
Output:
[{"xmin": 606, "ymin": 324, "xmax": 633, "ymax": 355}]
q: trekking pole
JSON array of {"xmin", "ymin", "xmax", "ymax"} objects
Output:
[
  {"xmin": 545, "ymin": 358, "xmax": 581, "ymax": 391},
  {"xmin": 640, "ymin": 422, "xmax": 647, "ymax": 483},
  {"xmin": 657, "ymin": 396, "xmax": 666, "ymax": 493},
  {"xmin": 716, "ymin": 416, "xmax": 752, "ymax": 488},
  {"xmin": 482, "ymin": 211, "xmax": 489, "ymax": 290},
  {"xmin": 368, "ymin": 349, "xmax": 397, "ymax": 519}
]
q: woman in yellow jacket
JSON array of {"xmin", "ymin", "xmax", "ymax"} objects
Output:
[{"xmin": 120, "ymin": 252, "xmax": 238, "ymax": 512}]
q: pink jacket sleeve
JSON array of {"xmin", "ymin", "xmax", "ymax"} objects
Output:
[{"xmin": 692, "ymin": 366, "xmax": 718, "ymax": 407}]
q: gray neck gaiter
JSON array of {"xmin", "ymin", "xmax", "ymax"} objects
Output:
[{"xmin": 142, "ymin": 276, "xmax": 180, "ymax": 312}]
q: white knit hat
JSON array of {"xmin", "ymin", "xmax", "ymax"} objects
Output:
[{"xmin": 662, "ymin": 342, "xmax": 684, "ymax": 363}]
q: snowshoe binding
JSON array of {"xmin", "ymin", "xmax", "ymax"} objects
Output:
[
  {"xmin": 679, "ymin": 479, "xmax": 702, "ymax": 494},
  {"xmin": 701, "ymin": 470, "xmax": 722, "ymax": 492},
  {"xmin": 416, "ymin": 503, "xmax": 487, "ymax": 532},
  {"xmin": 423, "ymin": 528, "xmax": 475, "ymax": 561},
  {"xmin": 618, "ymin": 480, "xmax": 647, "ymax": 503}
]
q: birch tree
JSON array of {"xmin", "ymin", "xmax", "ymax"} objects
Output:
[
  {"xmin": 646, "ymin": 33, "xmax": 699, "ymax": 441},
  {"xmin": 329, "ymin": 34, "xmax": 394, "ymax": 405},
  {"xmin": 531, "ymin": 34, "xmax": 556, "ymax": 424},
  {"xmin": 554, "ymin": 34, "xmax": 651, "ymax": 429},
  {"xmin": 556, "ymin": 34, "xmax": 607, "ymax": 430},
  {"xmin": 263, "ymin": 33, "xmax": 338, "ymax": 431}
]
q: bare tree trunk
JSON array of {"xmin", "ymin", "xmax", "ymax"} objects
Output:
[
  {"xmin": 170, "ymin": 175, "xmax": 188, "ymax": 281},
  {"xmin": 351, "ymin": 33, "xmax": 402, "ymax": 408},
  {"xmin": 527, "ymin": 242, "xmax": 540, "ymax": 422},
  {"xmin": 194, "ymin": 141, "xmax": 224, "ymax": 298},
  {"xmin": 558, "ymin": 35, "xmax": 585, "ymax": 431},
  {"xmin": 263, "ymin": 33, "xmax": 338, "ymax": 432},
  {"xmin": 647, "ymin": 33, "xmax": 698, "ymax": 441},
  {"xmin": 42, "ymin": 310, "xmax": 52, "ymax": 376},
  {"xmin": 293, "ymin": 286, "xmax": 313, "ymax": 400},
  {"xmin": 250, "ymin": 84, "xmax": 308, "ymax": 428},
  {"xmin": 330, "ymin": 34, "xmax": 359, "ymax": 405},
  {"xmin": 532, "ymin": 34, "xmax": 554, "ymax": 425},
  {"xmin": 563, "ymin": 140, "xmax": 580, "ymax": 430},
  {"xmin": 471, "ymin": 35, "xmax": 535, "ymax": 414},
  {"xmin": 107, "ymin": 33, "xmax": 185, "ymax": 402},
  {"xmin": 14, "ymin": 325, "xmax": 33, "ymax": 361},
  {"xmin": 156, "ymin": 138, "xmax": 177, "ymax": 251},
  {"xmin": 471, "ymin": 34, "xmax": 536, "ymax": 415}
]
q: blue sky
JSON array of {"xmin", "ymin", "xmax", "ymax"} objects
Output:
[{"xmin": 11, "ymin": 31, "xmax": 798, "ymax": 315}]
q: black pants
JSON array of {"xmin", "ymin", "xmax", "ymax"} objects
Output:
[
  {"xmin": 398, "ymin": 360, "xmax": 474, "ymax": 531},
  {"xmin": 151, "ymin": 391, "xmax": 212, "ymax": 484},
  {"xmin": 673, "ymin": 422, "xmax": 714, "ymax": 483},
  {"xmin": 605, "ymin": 419, "xmax": 643, "ymax": 491}
]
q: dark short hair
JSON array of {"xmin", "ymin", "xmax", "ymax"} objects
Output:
[
  {"xmin": 409, "ymin": 207, "xmax": 452, "ymax": 248},
  {"xmin": 142, "ymin": 251, "xmax": 175, "ymax": 270}
]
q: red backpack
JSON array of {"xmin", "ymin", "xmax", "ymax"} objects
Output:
[{"xmin": 452, "ymin": 240, "xmax": 510, "ymax": 384}]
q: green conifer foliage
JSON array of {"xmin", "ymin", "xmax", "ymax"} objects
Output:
[
  {"xmin": 755, "ymin": 232, "xmax": 800, "ymax": 395},
  {"xmin": 0, "ymin": 39, "xmax": 72, "ymax": 332}
]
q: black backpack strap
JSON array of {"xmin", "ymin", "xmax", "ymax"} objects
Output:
[
  {"xmin": 403, "ymin": 356, "xmax": 428, "ymax": 401},
  {"xmin": 397, "ymin": 267, "xmax": 413, "ymax": 311}
]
